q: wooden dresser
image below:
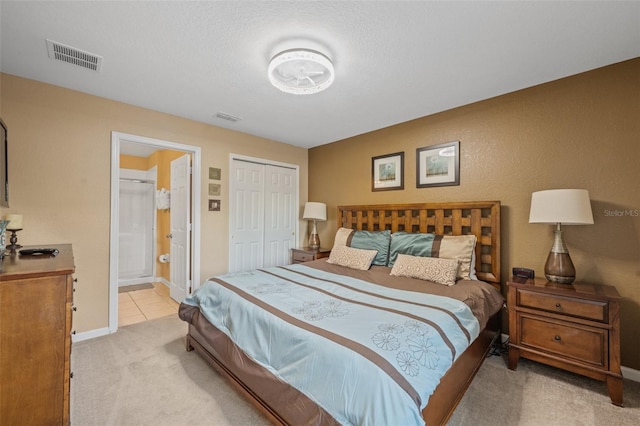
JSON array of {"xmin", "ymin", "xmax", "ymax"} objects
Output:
[
  {"xmin": 507, "ymin": 276, "xmax": 622, "ymax": 406},
  {"xmin": 0, "ymin": 244, "xmax": 76, "ymax": 425}
]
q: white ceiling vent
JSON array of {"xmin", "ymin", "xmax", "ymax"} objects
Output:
[
  {"xmin": 46, "ymin": 39, "xmax": 103, "ymax": 72},
  {"xmin": 215, "ymin": 112, "xmax": 242, "ymax": 123}
]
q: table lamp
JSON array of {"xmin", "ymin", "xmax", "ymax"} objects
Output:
[
  {"xmin": 529, "ymin": 189, "xmax": 593, "ymax": 284},
  {"xmin": 302, "ymin": 202, "xmax": 326, "ymax": 250}
]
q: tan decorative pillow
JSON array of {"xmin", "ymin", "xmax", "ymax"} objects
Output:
[
  {"xmin": 390, "ymin": 254, "xmax": 460, "ymax": 286},
  {"xmin": 333, "ymin": 227, "xmax": 354, "ymax": 247},
  {"xmin": 438, "ymin": 235, "xmax": 477, "ymax": 280},
  {"xmin": 326, "ymin": 245, "xmax": 377, "ymax": 271}
]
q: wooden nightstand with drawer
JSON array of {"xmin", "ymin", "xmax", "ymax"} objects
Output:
[
  {"xmin": 291, "ymin": 247, "xmax": 331, "ymax": 264},
  {"xmin": 507, "ymin": 276, "xmax": 623, "ymax": 406}
]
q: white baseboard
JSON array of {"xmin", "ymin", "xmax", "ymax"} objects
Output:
[
  {"xmin": 118, "ymin": 276, "xmax": 155, "ymax": 286},
  {"xmin": 72, "ymin": 326, "xmax": 111, "ymax": 343},
  {"xmin": 622, "ymin": 366, "xmax": 640, "ymax": 383}
]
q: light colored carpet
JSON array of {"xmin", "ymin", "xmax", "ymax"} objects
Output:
[
  {"xmin": 71, "ymin": 314, "xmax": 269, "ymax": 426},
  {"xmin": 71, "ymin": 315, "xmax": 640, "ymax": 425}
]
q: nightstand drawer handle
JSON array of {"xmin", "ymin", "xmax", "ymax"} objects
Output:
[
  {"xmin": 554, "ymin": 335, "xmax": 561, "ymax": 341},
  {"xmin": 555, "ymin": 303, "xmax": 562, "ymax": 308}
]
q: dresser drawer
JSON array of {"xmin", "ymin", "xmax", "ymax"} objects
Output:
[
  {"xmin": 293, "ymin": 250, "xmax": 315, "ymax": 263},
  {"xmin": 517, "ymin": 289, "xmax": 607, "ymax": 322},
  {"xmin": 292, "ymin": 252, "xmax": 315, "ymax": 263},
  {"xmin": 292, "ymin": 248, "xmax": 330, "ymax": 264},
  {"xmin": 519, "ymin": 314, "xmax": 607, "ymax": 367}
]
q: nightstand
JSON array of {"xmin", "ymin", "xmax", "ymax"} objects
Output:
[
  {"xmin": 291, "ymin": 247, "xmax": 331, "ymax": 264},
  {"xmin": 507, "ymin": 276, "xmax": 623, "ymax": 406}
]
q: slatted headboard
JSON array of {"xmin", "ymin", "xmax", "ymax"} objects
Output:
[{"xmin": 337, "ymin": 201, "xmax": 501, "ymax": 287}]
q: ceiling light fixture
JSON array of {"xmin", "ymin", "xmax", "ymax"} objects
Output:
[{"xmin": 268, "ymin": 49, "xmax": 334, "ymax": 95}]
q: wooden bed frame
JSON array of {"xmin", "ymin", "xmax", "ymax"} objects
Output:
[{"xmin": 185, "ymin": 201, "xmax": 502, "ymax": 425}]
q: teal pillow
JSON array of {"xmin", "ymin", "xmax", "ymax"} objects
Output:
[
  {"xmin": 388, "ymin": 232, "xmax": 436, "ymax": 266},
  {"xmin": 350, "ymin": 230, "xmax": 391, "ymax": 266}
]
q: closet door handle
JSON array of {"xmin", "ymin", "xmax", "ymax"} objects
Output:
[{"xmin": 166, "ymin": 234, "xmax": 172, "ymax": 239}]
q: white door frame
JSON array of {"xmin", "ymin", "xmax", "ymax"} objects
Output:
[
  {"xmin": 228, "ymin": 153, "xmax": 299, "ymax": 272},
  {"xmin": 109, "ymin": 132, "xmax": 201, "ymax": 334}
]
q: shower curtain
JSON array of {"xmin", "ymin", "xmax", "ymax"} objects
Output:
[{"xmin": 119, "ymin": 179, "xmax": 155, "ymax": 284}]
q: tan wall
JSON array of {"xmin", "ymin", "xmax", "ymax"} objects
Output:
[
  {"xmin": 309, "ymin": 58, "xmax": 640, "ymax": 369},
  {"xmin": 0, "ymin": 73, "xmax": 308, "ymax": 333}
]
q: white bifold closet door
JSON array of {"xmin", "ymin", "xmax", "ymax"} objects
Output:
[
  {"xmin": 229, "ymin": 159, "xmax": 296, "ymax": 272},
  {"xmin": 118, "ymin": 179, "xmax": 155, "ymax": 281}
]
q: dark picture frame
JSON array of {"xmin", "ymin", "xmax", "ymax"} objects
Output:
[
  {"xmin": 416, "ymin": 141, "xmax": 460, "ymax": 188},
  {"xmin": 372, "ymin": 152, "xmax": 404, "ymax": 191},
  {"xmin": 0, "ymin": 118, "xmax": 8, "ymax": 208},
  {"xmin": 208, "ymin": 199, "xmax": 221, "ymax": 212}
]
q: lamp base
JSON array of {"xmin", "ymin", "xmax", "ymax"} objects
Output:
[
  {"xmin": 544, "ymin": 251, "xmax": 576, "ymax": 284},
  {"xmin": 309, "ymin": 234, "xmax": 320, "ymax": 250},
  {"xmin": 308, "ymin": 219, "xmax": 320, "ymax": 250}
]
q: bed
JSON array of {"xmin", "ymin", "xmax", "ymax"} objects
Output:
[{"xmin": 179, "ymin": 201, "xmax": 503, "ymax": 425}]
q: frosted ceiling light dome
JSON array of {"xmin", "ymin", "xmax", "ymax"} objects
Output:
[{"xmin": 268, "ymin": 49, "xmax": 334, "ymax": 95}]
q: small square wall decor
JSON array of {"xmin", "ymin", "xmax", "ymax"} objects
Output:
[
  {"xmin": 209, "ymin": 167, "xmax": 221, "ymax": 180},
  {"xmin": 208, "ymin": 183, "xmax": 221, "ymax": 196},
  {"xmin": 209, "ymin": 199, "xmax": 221, "ymax": 212}
]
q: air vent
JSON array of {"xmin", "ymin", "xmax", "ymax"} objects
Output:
[
  {"xmin": 46, "ymin": 39, "xmax": 103, "ymax": 72},
  {"xmin": 215, "ymin": 112, "xmax": 242, "ymax": 123}
]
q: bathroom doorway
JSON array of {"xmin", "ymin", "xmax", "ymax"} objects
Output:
[
  {"xmin": 118, "ymin": 174, "xmax": 156, "ymax": 287},
  {"xmin": 109, "ymin": 132, "xmax": 201, "ymax": 333}
]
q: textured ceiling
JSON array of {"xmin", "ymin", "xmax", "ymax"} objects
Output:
[{"xmin": 1, "ymin": 1, "xmax": 639, "ymax": 149}]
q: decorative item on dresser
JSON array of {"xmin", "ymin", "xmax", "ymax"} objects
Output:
[
  {"xmin": 528, "ymin": 189, "xmax": 594, "ymax": 284},
  {"xmin": 4, "ymin": 214, "xmax": 24, "ymax": 252},
  {"xmin": 302, "ymin": 201, "xmax": 327, "ymax": 250},
  {"xmin": 291, "ymin": 247, "xmax": 331, "ymax": 264},
  {"xmin": 0, "ymin": 244, "xmax": 76, "ymax": 425},
  {"xmin": 507, "ymin": 276, "xmax": 623, "ymax": 406}
]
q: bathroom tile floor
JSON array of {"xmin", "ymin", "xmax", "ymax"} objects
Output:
[{"xmin": 118, "ymin": 283, "xmax": 179, "ymax": 326}]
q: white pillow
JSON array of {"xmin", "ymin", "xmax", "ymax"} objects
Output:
[
  {"xmin": 390, "ymin": 254, "xmax": 460, "ymax": 286},
  {"xmin": 326, "ymin": 245, "xmax": 377, "ymax": 270}
]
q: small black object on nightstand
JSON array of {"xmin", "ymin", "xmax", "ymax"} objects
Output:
[{"xmin": 512, "ymin": 267, "xmax": 534, "ymax": 279}]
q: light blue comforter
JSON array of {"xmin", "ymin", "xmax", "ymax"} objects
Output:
[{"xmin": 183, "ymin": 263, "xmax": 480, "ymax": 425}]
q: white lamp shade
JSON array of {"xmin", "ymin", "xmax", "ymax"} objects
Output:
[
  {"xmin": 529, "ymin": 189, "xmax": 594, "ymax": 225},
  {"xmin": 303, "ymin": 202, "xmax": 327, "ymax": 221}
]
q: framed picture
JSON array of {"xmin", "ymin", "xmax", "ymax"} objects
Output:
[
  {"xmin": 208, "ymin": 199, "xmax": 221, "ymax": 212},
  {"xmin": 416, "ymin": 141, "xmax": 460, "ymax": 188},
  {"xmin": 209, "ymin": 167, "xmax": 221, "ymax": 180},
  {"xmin": 372, "ymin": 152, "xmax": 404, "ymax": 191},
  {"xmin": 208, "ymin": 183, "xmax": 221, "ymax": 196}
]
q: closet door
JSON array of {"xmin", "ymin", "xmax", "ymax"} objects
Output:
[
  {"xmin": 263, "ymin": 165, "xmax": 296, "ymax": 268},
  {"xmin": 229, "ymin": 160, "xmax": 265, "ymax": 272},
  {"xmin": 229, "ymin": 159, "xmax": 297, "ymax": 272}
]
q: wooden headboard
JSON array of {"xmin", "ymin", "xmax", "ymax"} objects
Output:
[{"xmin": 337, "ymin": 201, "xmax": 501, "ymax": 286}]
